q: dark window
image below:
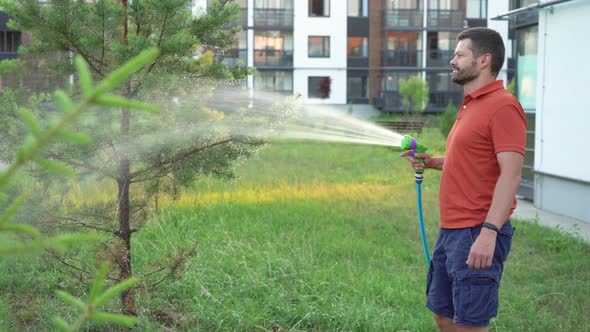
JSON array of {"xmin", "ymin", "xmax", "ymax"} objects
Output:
[
  {"xmin": 426, "ymin": 31, "xmax": 458, "ymax": 67},
  {"xmin": 347, "ymin": 77, "xmax": 367, "ymax": 98},
  {"xmin": 308, "ymin": 36, "xmax": 330, "ymax": 58},
  {"xmin": 0, "ymin": 31, "xmax": 21, "ymax": 53},
  {"xmin": 309, "ymin": 0, "xmax": 329, "ymax": 17},
  {"xmin": 308, "ymin": 76, "xmax": 331, "ymax": 98}
]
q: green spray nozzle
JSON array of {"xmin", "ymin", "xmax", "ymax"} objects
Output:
[{"xmin": 400, "ymin": 135, "xmax": 428, "ymax": 179}]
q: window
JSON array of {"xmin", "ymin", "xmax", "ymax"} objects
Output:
[
  {"xmin": 516, "ymin": 25, "xmax": 538, "ymax": 110},
  {"xmin": 308, "ymin": 36, "xmax": 330, "ymax": 58},
  {"xmin": 347, "ymin": 77, "xmax": 367, "ymax": 99},
  {"xmin": 383, "ymin": 72, "xmax": 413, "ymax": 91},
  {"xmin": 308, "ymin": 76, "xmax": 331, "ymax": 99},
  {"xmin": 386, "ymin": 0, "xmax": 420, "ymax": 10},
  {"xmin": 384, "ymin": 32, "xmax": 422, "ymax": 66},
  {"xmin": 427, "ymin": 31, "xmax": 458, "ymax": 67},
  {"xmin": 428, "ymin": 0, "xmax": 460, "ymax": 10},
  {"xmin": 254, "ymin": 31, "xmax": 293, "ymax": 66},
  {"xmin": 467, "ymin": 0, "xmax": 487, "ymax": 19},
  {"xmin": 255, "ymin": 70, "xmax": 293, "ymax": 93},
  {"xmin": 348, "ymin": 0, "xmax": 368, "ymax": 17},
  {"xmin": 255, "ymin": 0, "xmax": 293, "ymax": 9},
  {"xmin": 309, "ymin": 0, "xmax": 329, "ymax": 17},
  {"xmin": 347, "ymin": 37, "xmax": 368, "ymax": 57},
  {"xmin": 0, "ymin": 31, "xmax": 21, "ymax": 53}
]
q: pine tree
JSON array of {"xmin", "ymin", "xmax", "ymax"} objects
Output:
[{"xmin": 0, "ymin": 0, "xmax": 262, "ymax": 315}]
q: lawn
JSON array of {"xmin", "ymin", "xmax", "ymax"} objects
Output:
[{"xmin": 1, "ymin": 128, "xmax": 589, "ymax": 331}]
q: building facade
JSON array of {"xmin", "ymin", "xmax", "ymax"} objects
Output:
[{"xmin": 214, "ymin": 0, "xmax": 494, "ymax": 113}]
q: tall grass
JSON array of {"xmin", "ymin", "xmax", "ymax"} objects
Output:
[{"xmin": 1, "ymin": 128, "xmax": 589, "ymax": 331}]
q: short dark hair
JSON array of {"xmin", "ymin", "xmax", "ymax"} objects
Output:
[{"xmin": 457, "ymin": 27, "xmax": 505, "ymax": 77}]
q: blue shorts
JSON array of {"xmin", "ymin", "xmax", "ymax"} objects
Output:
[{"xmin": 426, "ymin": 221, "xmax": 515, "ymax": 327}]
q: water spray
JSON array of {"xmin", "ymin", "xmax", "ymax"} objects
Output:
[{"xmin": 400, "ymin": 135, "xmax": 431, "ymax": 266}]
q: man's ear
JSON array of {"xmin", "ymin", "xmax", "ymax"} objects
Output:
[{"xmin": 480, "ymin": 53, "xmax": 492, "ymax": 69}]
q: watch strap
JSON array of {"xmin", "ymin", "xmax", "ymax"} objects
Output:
[{"xmin": 482, "ymin": 222, "xmax": 501, "ymax": 234}]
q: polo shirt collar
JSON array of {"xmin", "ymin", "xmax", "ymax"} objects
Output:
[{"xmin": 466, "ymin": 80, "xmax": 505, "ymax": 99}]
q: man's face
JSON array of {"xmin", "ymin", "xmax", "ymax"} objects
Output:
[{"xmin": 450, "ymin": 39, "xmax": 479, "ymax": 85}]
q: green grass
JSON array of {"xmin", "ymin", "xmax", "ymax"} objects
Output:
[{"xmin": 1, "ymin": 128, "xmax": 589, "ymax": 331}]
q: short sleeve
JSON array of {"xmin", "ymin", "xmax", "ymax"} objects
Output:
[{"xmin": 490, "ymin": 104, "xmax": 527, "ymax": 155}]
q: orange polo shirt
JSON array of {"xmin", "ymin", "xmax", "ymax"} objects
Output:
[{"xmin": 440, "ymin": 80, "xmax": 527, "ymax": 229}]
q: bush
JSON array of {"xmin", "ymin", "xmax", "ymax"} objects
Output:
[
  {"xmin": 507, "ymin": 79, "xmax": 515, "ymax": 95},
  {"xmin": 439, "ymin": 102, "xmax": 458, "ymax": 138}
]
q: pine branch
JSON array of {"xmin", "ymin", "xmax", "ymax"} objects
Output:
[{"xmin": 129, "ymin": 138, "xmax": 233, "ymax": 181}]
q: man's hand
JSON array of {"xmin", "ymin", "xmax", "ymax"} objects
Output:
[
  {"xmin": 400, "ymin": 151, "xmax": 436, "ymax": 171},
  {"xmin": 466, "ymin": 228, "xmax": 497, "ymax": 269}
]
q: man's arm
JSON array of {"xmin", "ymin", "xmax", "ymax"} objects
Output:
[
  {"xmin": 467, "ymin": 151, "xmax": 523, "ymax": 269},
  {"xmin": 400, "ymin": 151, "xmax": 444, "ymax": 171}
]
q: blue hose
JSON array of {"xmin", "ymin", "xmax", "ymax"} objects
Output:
[{"xmin": 416, "ymin": 182, "xmax": 431, "ymax": 266}]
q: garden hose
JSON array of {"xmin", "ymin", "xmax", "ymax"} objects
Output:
[{"xmin": 400, "ymin": 135, "xmax": 431, "ymax": 266}]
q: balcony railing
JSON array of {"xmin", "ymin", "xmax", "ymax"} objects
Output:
[
  {"xmin": 383, "ymin": 9, "xmax": 423, "ymax": 28},
  {"xmin": 428, "ymin": 91, "xmax": 462, "ymax": 109},
  {"xmin": 427, "ymin": 9, "xmax": 465, "ymax": 27},
  {"xmin": 240, "ymin": 8, "xmax": 248, "ymax": 26},
  {"xmin": 220, "ymin": 48, "xmax": 247, "ymax": 67},
  {"xmin": 379, "ymin": 90, "xmax": 462, "ymax": 113},
  {"xmin": 0, "ymin": 51, "xmax": 18, "ymax": 61},
  {"xmin": 382, "ymin": 49, "xmax": 422, "ymax": 67},
  {"xmin": 427, "ymin": 49, "xmax": 454, "ymax": 67},
  {"xmin": 381, "ymin": 91, "xmax": 404, "ymax": 109},
  {"xmin": 253, "ymin": 49, "xmax": 293, "ymax": 67},
  {"xmin": 254, "ymin": 8, "xmax": 294, "ymax": 28}
]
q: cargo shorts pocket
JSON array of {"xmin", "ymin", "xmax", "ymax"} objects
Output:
[
  {"xmin": 426, "ymin": 260, "xmax": 434, "ymax": 296},
  {"xmin": 496, "ymin": 222, "xmax": 515, "ymax": 262},
  {"xmin": 453, "ymin": 269, "xmax": 499, "ymax": 323}
]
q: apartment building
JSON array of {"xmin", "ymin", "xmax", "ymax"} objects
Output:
[{"xmin": 214, "ymin": 0, "xmax": 494, "ymax": 113}]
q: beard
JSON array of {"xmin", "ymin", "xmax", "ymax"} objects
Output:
[{"xmin": 451, "ymin": 61, "xmax": 479, "ymax": 85}]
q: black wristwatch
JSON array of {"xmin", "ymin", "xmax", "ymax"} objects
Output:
[{"xmin": 482, "ymin": 222, "xmax": 501, "ymax": 234}]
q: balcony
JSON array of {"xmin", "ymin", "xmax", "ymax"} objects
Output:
[
  {"xmin": 0, "ymin": 52, "xmax": 18, "ymax": 60},
  {"xmin": 382, "ymin": 49, "xmax": 422, "ymax": 67},
  {"xmin": 427, "ymin": 10, "xmax": 465, "ymax": 28},
  {"xmin": 383, "ymin": 9, "xmax": 423, "ymax": 28},
  {"xmin": 254, "ymin": 8, "xmax": 294, "ymax": 28},
  {"xmin": 253, "ymin": 49, "xmax": 293, "ymax": 67},
  {"xmin": 427, "ymin": 49, "xmax": 454, "ymax": 67},
  {"xmin": 220, "ymin": 48, "xmax": 247, "ymax": 67}
]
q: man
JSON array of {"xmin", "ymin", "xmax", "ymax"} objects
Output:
[{"xmin": 401, "ymin": 27, "xmax": 526, "ymax": 331}]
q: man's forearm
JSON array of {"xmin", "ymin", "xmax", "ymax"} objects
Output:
[
  {"xmin": 484, "ymin": 152, "xmax": 523, "ymax": 228},
  {"xmin": 426, "ymin": 157, "xmax": 444, "ymax": 171},
  {"xmin": 484, "ymin": 172, "xmax": 521, "ymax": 228}
]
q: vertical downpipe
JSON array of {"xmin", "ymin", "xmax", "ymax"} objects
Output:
[{"xmin": 421, "ymin": 0, "xmax": 428, "ymax": 81}]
